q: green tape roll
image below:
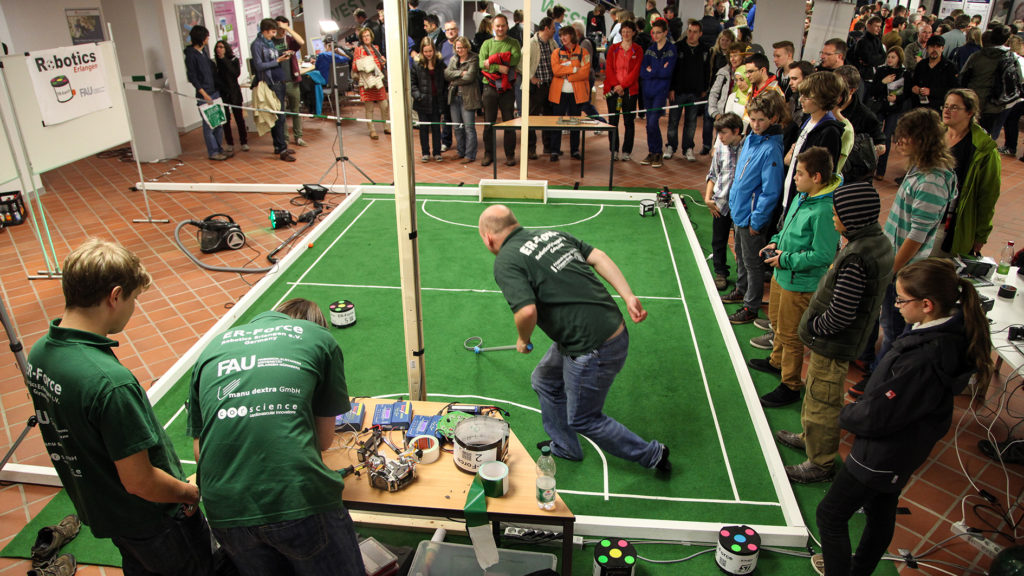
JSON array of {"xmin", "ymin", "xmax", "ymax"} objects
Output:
[{"xmin": 478, "ymin": 461, "xmax": 509, "ymax": 497}]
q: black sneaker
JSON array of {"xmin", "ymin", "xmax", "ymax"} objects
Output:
[
  {"xmin": 728, "ymin": 306, "xmax": 758, "ymax": 324},
  {"xmin": 978, "ymin": 439, "xmax": 1024, "ymax": 465},
  {"xmin": 640, "ymin": 153, "xmax": 654, "ymax": 165},
  {"xmin": 760, "ymin": 383, "xmax": 799, "ymax": 407},
  {"xmin": 749, "ymin": 358, "xmax": 782, "ymax": 376},
  {"xmin": 656, "ymin": 444, "xmax": 672, "ymax": 473},
  {"xmin": 722, "ymin": 289, "xmax": 744, "ymax": 303},
  {"xmin": 699, "ymin": 146, "xmax": 711, "ymax": 156},
  {"xmin": 846, "ymin": 378, "xmax": 867, "ymax": 403},
  {"xmin": 714, "ymin": 274, "xmax": 728, "ymax": 291}
]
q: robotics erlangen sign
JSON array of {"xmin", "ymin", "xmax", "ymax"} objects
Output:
[{"xmin": 25, "ymin": 44, "xmax": 112, "ymax": 126}]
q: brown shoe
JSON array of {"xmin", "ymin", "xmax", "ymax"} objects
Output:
[
  {"xmin": 28, "ymin": 553, "xmax": 76, "ymax": 576},
  {"xmin": 31, "ymin": 515, "xmax": 81, "ymax": 566},
  {"xmin": 369, "ymin": 131, "xmax": 379, "ymax": 140},
  {"xmin": 505, "ymin": 158, "xmax": 517, "ymax": 166},
  {"xmin": 460, "ymin": 157, "xmax": 474, "ymax": 164},
  {"xmin": 785, "ymin": 460, "xmax": 835, "ymax": 484},
  {"xmin": 481, "ymin": 156, "xmax": 493, "ymax": 167},
  {"xmin": 775, "ymin": 430, "xmax": 806, "ymax": 451}
]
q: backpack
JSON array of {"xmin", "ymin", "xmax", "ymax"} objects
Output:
[
  {"xmin": 989, "ymin": 50, "xmax": 1023, "ymax": 107},
  {"xmin": 841, "ymin": 132, "xmax": 877, "ymax": 184}
]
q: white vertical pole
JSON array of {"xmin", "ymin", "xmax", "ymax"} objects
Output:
[
  {"xmin": 384, "ymin": 0, "xmax": 428, "ymax": 400},
  {"xmin": 518, "ymin": 0, "xmax": 532, "ymax": 180}
]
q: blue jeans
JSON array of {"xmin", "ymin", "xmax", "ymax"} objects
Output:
[
  {"xmin": 212, "ymin": 509, "xmax": 365, "ymax": 576},
  {"xmin": 270, "ymin": 83, "xmax": 287, "ymax": 153},
  {"xmin": 199, "ymin": 91, "xmax": 224, "ymax": 158},
  {"xmin": 817, "ymin": 466, "xmax": 900, "ymax": 576},
  {"xmin": 111, "ymin": 510, "xmax": 215, "ymax": 576},
  {"xmin": 642, "ymin": 91, "xmax": 666, "ymax": 154},
  {"xmin": 870, "ymin": 282, "xmax": 905, "ymax": 373},
  {"xmin": 451, "ymin": 96, "xmax": 478, "ymax": 160},
  {"xmin": 531, "ymin": 328, "xmax": 663, "ymax": 468},
  {"xmin": 733, "ymin": 225, "xmax": 768, "ymax": 311},
  {"xmin": 666, "ymin": 92, "xmax": 699, "ymax": 152}
]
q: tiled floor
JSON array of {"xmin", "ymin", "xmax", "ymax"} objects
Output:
[{"xmin": 0, "ymin": 97, "xmax": 1022, "ymax": 574}]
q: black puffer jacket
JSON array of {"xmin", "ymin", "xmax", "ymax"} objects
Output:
[
  {"xmin": 410, "ymin": 59, "xmax": 447, "ymax": 114},
  {"xmin": 840, "ymin": 311, "xmax": 973, "ymax": 492}
]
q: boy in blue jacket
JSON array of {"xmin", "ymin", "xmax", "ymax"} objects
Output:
[
  {"xmin": 722, "ymin": 91, "xmax": 786, "ymax": 324},
  {"xmin": 638, "ymin": 20, "xmax": 676, "ymax": 167}
]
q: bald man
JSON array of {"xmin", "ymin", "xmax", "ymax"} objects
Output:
[{"xmin": 478, "ymin": 205, "xmax": 672, "ymax": 472}]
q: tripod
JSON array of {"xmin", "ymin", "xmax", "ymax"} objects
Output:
[
  {"xmin": 317, "ymin": 35, "xmax": 375, "ymax": 190},
  {"xmin": 0, "ymin": 291, "xmax": 39, "ymax": 477}
]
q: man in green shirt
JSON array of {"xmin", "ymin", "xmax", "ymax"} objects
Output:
[
  {"xmin": 26, "ymin": 239, "xmax": 213, "ymax": 575},
  {"xmin": 188, "ymin": 298, "xmax": 363, "ymax": 575},
  {"xmin": 478, "ymin": 14, "xmax": 521, "ymax": 167},
  {"xmin": 478, "ymin": 205, "xmax": 672, "ymax": 472}
]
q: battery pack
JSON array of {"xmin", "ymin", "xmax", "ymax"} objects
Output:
[
  {"xmin": 372, "ymin": 403, "xmax": 394, "ymax": 428},
  {"xmin": 334, "ymin": 402, "xmax": 364, "ymax": 432},
  {"xmin": 406, "ymin": 414, "xmax": 441, "ymax": 440},
  {"xmin": 390, "ymin": 401, "xmax": 413, "ymax": 430}
]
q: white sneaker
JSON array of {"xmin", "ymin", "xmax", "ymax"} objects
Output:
[
  {"xmin": 612, "ymin": 151, "xmax": 618, "ymax": 160},
  {"xmin": 685, "ymin": 148, "xmax": 696, "ymax": 162},
  {"xmin": 663, "ymin": 148, "xmax": 674, "ymax": 160},
  {"xmin": 441, "ymin": 144, "xmax": 449, "ymax": 152},
  {"xmin": 621, "ymin": 153, "xmax": 631, "ymax": 161}
]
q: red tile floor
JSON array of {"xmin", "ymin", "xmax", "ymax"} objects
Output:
[{"xmin": 0, "ymin": 97, "xmax": 1023, "ymax": 574}]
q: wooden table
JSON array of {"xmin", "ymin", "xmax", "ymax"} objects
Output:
[
  {"xmin": 322, "ymin": 398, "xmax": 576, "ymax": 575},
  {"xmin": 493, "ymin": 116, "xmax": 615, "ymax": 189}
]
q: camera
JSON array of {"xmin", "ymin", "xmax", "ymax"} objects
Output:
[{"xmin": 762, "ymin": 248, "xmax": 778, "ymax": 260}]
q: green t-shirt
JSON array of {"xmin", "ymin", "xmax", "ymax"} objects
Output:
[
  {"xmin": 26, "ymin": 320, "xmax": 185, "ymax": 538},
  {"xmin": 187, "ymin": 311, "xmax": 350, "ymax": 528},
  {"xmin": 493, "ymin": 227, "xmax": 622, "ymax": 354}
]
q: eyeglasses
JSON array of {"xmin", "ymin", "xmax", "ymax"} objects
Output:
[
  {"xmin": 894, "ymin": 296, "xmax": 920, "ymax": 306},
  {"xmin": 942, "ymin": 104, "xmax": 965, "ymax": 111}
]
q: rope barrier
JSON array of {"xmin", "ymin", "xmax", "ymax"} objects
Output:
[{"xmin": 126, "ymin": 82, "xmax": 708, "ymax": 128}]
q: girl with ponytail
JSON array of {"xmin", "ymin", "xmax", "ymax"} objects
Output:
[{"xmin": 815, "ymin": 257, "xmax": 992, "ymax": 576}]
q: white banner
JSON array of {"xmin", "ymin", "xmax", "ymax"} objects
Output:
[{"xmin": 25, "ymin": 44, "xmax": 112, "ymax": 126}]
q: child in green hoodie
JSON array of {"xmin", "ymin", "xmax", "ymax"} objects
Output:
[{"xmin": 753, "ymin": 147, "xmax": 841, "ymax": 410}]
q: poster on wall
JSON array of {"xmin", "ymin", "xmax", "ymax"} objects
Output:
[
  {"xmin": 26, "ymin": 45, "xmax": 112, "ymax": 126},
  {"xmin": 964, "ymin": 0, "xmax": 991, "ymax": 27},
  {"xmin": 244, "ymin": 0, "xmax": 263, "ymax": 42},
  {"xmin": 213, "ymin": 1, "xmax": 241, "ymax": 55},
  {"xmin": 269, "ymin": 0, "xmax": 286, "ymax": 18},
  {"xmin": 939, "ymin": 0, "xmax": 964, "ymax": 17},
  {"xmin": 176, "ymin": 4, "xmax": 205, "ymax": 49},
  {"xmin": 66, "ymin": 9, "xmax": 105, "ymax": 45}
]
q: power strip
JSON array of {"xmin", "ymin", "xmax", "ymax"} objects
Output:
[
  {"xmin": 503, "ymin": 527, "xmax": 584, "ymax": 549},
  {"xmin": 951, "ymin": 521, "xmax": 1003, "ymax": 557}
]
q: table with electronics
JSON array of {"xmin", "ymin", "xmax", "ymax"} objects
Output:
[
  {"xmin": 322, "ymin": 398, "xmax": 577, "ymax": 575},
  {"xmin": 491, "ymin": 116, "xmax": 615, "ymax": 188},
  {"xmin": 977, "ymin": 266, "xmax": 1024, "ymax": 372}
]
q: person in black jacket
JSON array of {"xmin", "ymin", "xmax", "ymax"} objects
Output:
[
  {"xmin": 213, "ymin": 41, "xmax": 248, "ymax": 153},
  {"xmin": 815, "ymin": 258, "xmax": 993, "ymax": 576},
  {"xmin": 411, "ymin": 37, "xmax": 447, "ymax": 162},
  {"xmin": 850, "ymin": 16, "xmax": 885, "ymax": 86},
  {"xmin": 909, "ymin": 35, "xmax": 958, "ymax": 113},
  {"xmin": 665, "ymin": 20, "xmax": 708, "ymax": 161},
  {"xmin": 869, "ymin": 46, "xmax": 905, "ymax": 178}
]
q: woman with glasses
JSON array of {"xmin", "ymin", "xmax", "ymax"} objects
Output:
[
  {"xmin": 937, "ymin": 88, "xmax": 1000, "ymax": 258},
  {"xmin": 869, "ymin": 45, "xmax": 905, "ymax": 180},
  {"xmin": 816, "ymin": 257, "xmax": 992, "ymax": 576}
]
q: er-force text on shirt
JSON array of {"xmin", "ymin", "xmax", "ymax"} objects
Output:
[{"xmin": 519, "ymin": 231, "xmax": 584, "ymax": 272}]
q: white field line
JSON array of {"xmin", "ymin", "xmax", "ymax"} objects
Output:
[{"xmin": 658, "ymin": 206, "xmax": 740, "ymax": 501}]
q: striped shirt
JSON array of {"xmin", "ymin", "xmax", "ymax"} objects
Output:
[
  {"xmin": 811, "ymin": 257, "xmax": 868, "ymax": 336},
  {"xmin": 706, "ymin": 137, "xmax": 741, "ymax": 215},
  {"xmin": 883, "ymin": 165, "xmax": 957, "ymax": 263}
]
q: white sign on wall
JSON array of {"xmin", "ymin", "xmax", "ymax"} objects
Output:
[{"xmin": 25, "ymin": 44, "xmax": 112, "ymax": 126}]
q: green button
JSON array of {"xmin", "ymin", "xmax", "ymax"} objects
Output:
[
  {"xmin": 601, "ymin": 539, "xmax": 611, "ymax": 547},
  {"xmin": 731, "ymin": 544, "xmax": 742, "ymax": 552},
  {"xmin": 597, "ymin": 555, "xmax": 608, "ymax": 564},
  {"xmin": 625, "ymin": 556, "xmax": 635, "ymax": 564}
]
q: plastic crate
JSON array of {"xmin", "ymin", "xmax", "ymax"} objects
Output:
[{"xmin": 408, "ymin": 540, "xmax": 557, "ymax": 575}]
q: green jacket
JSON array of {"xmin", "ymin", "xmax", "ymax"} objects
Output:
[
  {"xmin": 951, "ymin": 122, "xmax": 1000, "ymax": 256},
  {"xmin": 769, "ymin": 175, "xmax": 843, "ymax": 292}
]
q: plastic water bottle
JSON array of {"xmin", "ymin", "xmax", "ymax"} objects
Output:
[
  {"xmin": 536, "ymin": 445, "xmax": 556, "ymax": 510},
  {"xmin": 996, "ymin": 241, "xmax": 1015, "ymax": 283}
]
